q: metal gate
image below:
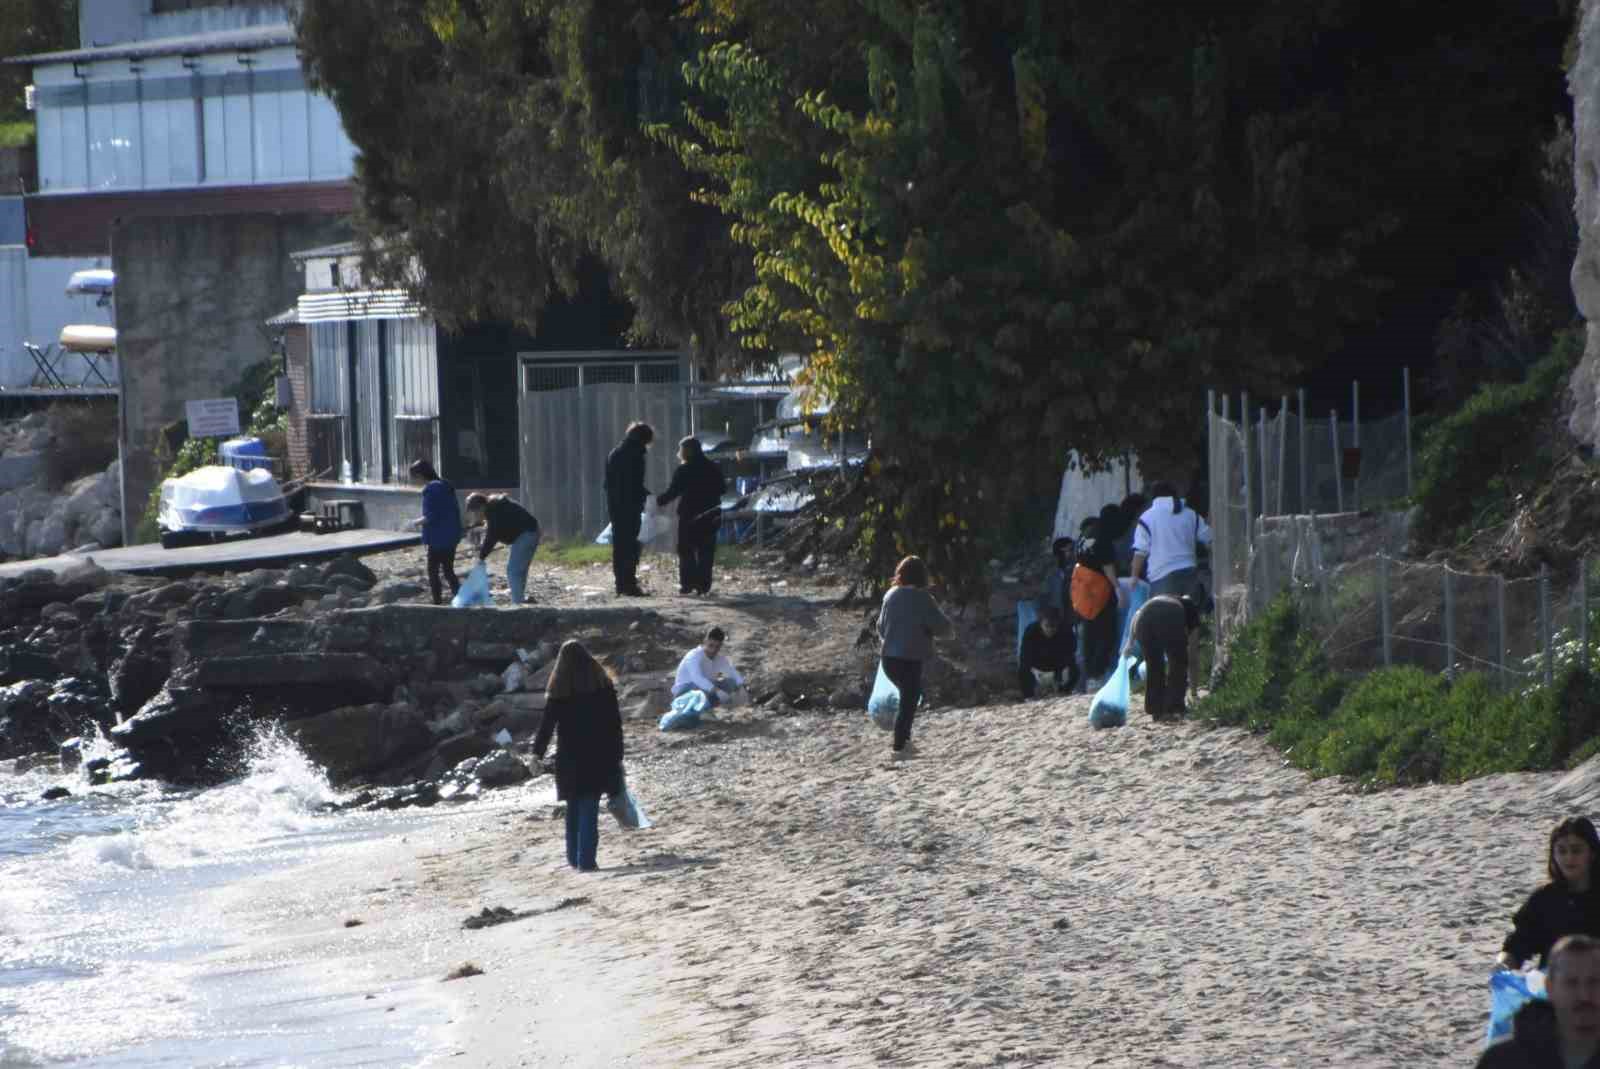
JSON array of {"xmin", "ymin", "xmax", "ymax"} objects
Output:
[{"xmin": 518, "ymin": 352, "xmax": 687, "ymax": 542}]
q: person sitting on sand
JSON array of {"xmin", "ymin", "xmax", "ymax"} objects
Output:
[
  {"xmin": 876, "ymin": 555, "xmax": 951, "ymax": 756},
  {"xmin": 532, "ymin": 640, "xmax": 625, "ymax": 872},
  {"xmin": 1478, "ymin": 933, "xmax": 1600, "ymax": 1068},
  {"xmin": 1121, "ymin": 593, "xmax": 1202, "ymax": 721},
  {"xmin": 672, "ymin": 626, "xmax": 746, "ymax": 708},
  {"xmin": 1498, "ymin": 816, "xmax": 1600, "ymax": 972},
  {"xmin": 1018, "ymin": 607, "xmax": 1079, "ymax": 700}
]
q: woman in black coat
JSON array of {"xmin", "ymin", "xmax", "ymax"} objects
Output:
[
  {"xmin": 656, "ymin": 435, "xmax": 727, "ymax": 596},
  {"xmin": 533, "ymin": 640, "xmax": 624, "ymax": 871},
  {"xmin": 1498, "ymin": 816, "xmax": 1600, "ymax": 970}
]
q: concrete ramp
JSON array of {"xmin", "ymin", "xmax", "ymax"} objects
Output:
[{"xmin": 0, "ymin": 528, "xmax": 419, "ymax": 581}]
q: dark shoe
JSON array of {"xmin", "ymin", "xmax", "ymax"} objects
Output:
[
  {"xmin": 679, "ymin": 587, "xmax": 694, "ymax": 596},
  {"xmin": 577, "ymin": 863, "xmax": 598, "ymax": 872},
  {"xmin": 621, "ymin": 587, "xmax": 650, "ymax": 598}
]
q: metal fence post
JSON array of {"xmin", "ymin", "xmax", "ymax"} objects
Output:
[
  {"xmin": 1352, "ymin": 381, "xmax": 1361, "ymax": 512},
  {"xmin": 1498, "ymin": 574, "xmax": 1508, "ymax": 689},
  {"xmin": 1277, "ymin": 397, "xmax": 1288, "ymax": 516},
  {"xmin": 1330, "ymin": 412, "xmax": 1343, "ymax": 513},
  {"xmin": 1258, "ymin": 408, "xmax": 1269, "ymax": 520},
  {"xmin": 1584, "ymin": 556, "xmax": 1591, "ymax": 675},
  {"xmin": 1542, "ymin": 564, "xmax": 1553, "ymax": 688},
  {"xmin": 1242, "ymin": 393, "xmax": 1253, "ymax": 552},
  {"xmin": 1297, "ymin": 388, "xmax": 1308, "ymax": 515},
  {"xmin": 1403, "ymin": 366, "xmax": 1413, "ymax": 500},
  {"xmin": 1443, "ymin": 565, "xmax": 1455, "ymax": 678},
  {"xmin": 1379, "ymin": 555, "xmax": 1392, "ymax": 667}
]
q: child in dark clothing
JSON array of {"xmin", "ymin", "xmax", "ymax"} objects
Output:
[
  {"xmin": 1018, "ymin": 607, "xmax": 1080, "ymax": 699},
  {"xmin": 1498, "ymin": 816, "xmax": 1600, "ymax": 971}
]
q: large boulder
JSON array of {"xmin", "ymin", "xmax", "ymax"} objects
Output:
[
  {"xmin": 283, "ymin": 702, "xmax": 434, "ymax": 781},
  {"xmin": 187, "ymin": 652, "xmax": 393, "ymax": 707},
  {"xmin": 0, "ymin": 452, "xmax": 42, "ymax": 493},
  {"xmin": 321, "ymin": 554, "xmax": 377, "ymax": 589}
]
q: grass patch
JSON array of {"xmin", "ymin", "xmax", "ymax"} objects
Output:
[
  {"xmin": 0, "ymin": 121, "xmax": 33, "ymax": 149},
  {"xmin": 1198, "ymin": 592, "xmax": 1600, "ymax": 787},
  {"xmin": 541, "ymin": 538, "xmax": 752, "ymax": 571}
]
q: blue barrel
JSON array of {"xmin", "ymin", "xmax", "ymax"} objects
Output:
[{"xmin": 219, "ymin": 437, "xmax": 272, "ymax": 472}]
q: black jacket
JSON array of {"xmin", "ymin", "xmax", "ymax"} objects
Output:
[
  {"xmin": 1477, "ymin": 1000, "xmax": 1600, "ymax": 1068},
  {"xmin": 1503, "ymin": 883, "xmax": 1600, "ymax": 968},
  {"xmin": 657, "ymin": 455, "xmax": 726, "ymax": 523},
  {"xmin": 478, "ymin": 497, "xmax": 539, "ymax": 559},
  {"xmin": 533, "ymin": 689, "xmax": 625, "ymax": 801},
  {"xmin": 605, "ymin": 437, "xmax": 650, "ymax": 516},
  {"xmin": 1019, "ymin": 621, "xmax": 1076, "ymax": 672}
]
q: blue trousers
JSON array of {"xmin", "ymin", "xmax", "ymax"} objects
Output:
[
  {"xmin": 565, "ymin": 794, "xmax": 600, "ymax": 870},
  {"xmin": 506, "ymin": 529, "xmax": 541, "ymax": 604}
]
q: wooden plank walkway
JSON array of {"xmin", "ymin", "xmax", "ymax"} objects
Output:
[{"xmin": 0, "ymin": 528, "xmax": 420, "ymax": 581}]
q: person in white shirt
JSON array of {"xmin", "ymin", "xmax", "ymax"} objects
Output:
[
  {"xmin": 1131, "ymin": 481, "xmax": 1213, "ymax": 599},
  {"xmin": 672, "ymin": 626, "xmax": 746, "ymax": 708}
]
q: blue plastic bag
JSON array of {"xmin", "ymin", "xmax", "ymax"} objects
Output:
[
  {"xmin": 451, "ymin": 561, "xmax": 492, "ymax": 608},
  {"xmin": 1487, "ymin": 969, "xmax": 1545, "ymax": 1044},
  {"xmin": 607, "ymin": 771, "xmax": 654, "ymax": 830},
  {"xmin": 1117, "ymin": 583, "xmax": 1150, "ymax": 660},
  {"xmin": 1089, "ymin": 656, "xmax": 1132, "ymax": 728},
  {"xmin": 659, "ymin": 689, "xmax": 709, "ymax": 732},
  {"xmin": 1016, "ymin": 600, "xmax": 1038, "ymax": 660},
  {"xmin": 866, "ymin": 663, "xmax": 899, "ymax": 731}
]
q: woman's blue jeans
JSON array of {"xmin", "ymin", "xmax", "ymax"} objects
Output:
[
  {"xmin": 507, "ymin": 529, "xmax": 541, "ymax": 604},
  {"xmin": 565, "ymin": 794, "xmax": 600, "ymax": 870}
]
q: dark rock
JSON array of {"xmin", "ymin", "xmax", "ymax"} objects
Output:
[
  {"xmin": 284, "ymin": 564, "xmax": 322, "ymax": 589},
  {"xmin": 472, "ymin": 750, "xmax": 533, "ymax": 788},
  {"xmin": 190, "ymin": 595, "xmax": 228, "ymax": 619},
  {"xmin": 146, "ymin": 582, "xmax": 197, "ymax": 610},
  {"xmin": 324, "ymin": 574, "xmax": 371, "ymax": 594},
  {"xmin": 322, "ymin": 624, "xmax": 371, "ymax": 652},
  {"xmin": 372, "ymin": 580, "xmax": 426, "ymax": 605},
  {"xmin": 223, "ymin": 585, "xmax": 301, "ymax": 619},
  {"xmin": 59, "ymin": 736, "xmax": 84, "ymax": 769},
  {"xmin": 469, "ymin": 673, "xmax": 502, "ymax": 698},
  {"xmin": 40, "ymin": 603, "xmax": 80, "ymax": 630},
  {"xmin": 110, "ymin": 685, "xmax": 217, "ymax": 747},
  {"xmin": 72, "ymin": 591, "xmax": 111, "ymax": 619},
  {"xmin": 110, "ymin": 646, "xmax": 172, "ymax": 718},
  {"xmin": 465, "ymin": 641, "xmax": 517, "ymax": 665},
  {"xmin": 424, "ymin": 732, "xmax": 496, "ymax": 777},
  {"xmin": 282, "ymin": 702, "xmax": 433, "ymax": 781},
  {"xmin": 40, "ymin": 786, "xmax": 69, "ymax": 800},
  {"xmin": 361, "ymin": 782, "xmax": 441, "ymax": 811},
  {"xmin": 189, "ymin": 653, "xmax": 392, "ymax": 703},
  {"xmin": 0, "ymin": 646, "xmax": 61, "ymax": 685},
  {"xmin": 321, "ymin": 554, "xmax": 377, "ymax": 589}
]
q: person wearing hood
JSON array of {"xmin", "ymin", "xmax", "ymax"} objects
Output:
[
  {"xmin": 656, "ymin": 435, "xmax": 727, "ymax": 596},
  {"xmin": 604, "ymin": 421, "xmax": 655, "ymax": 597},
  {"xmin": 1478, "ymin": 934, "xmax": 1600, "ymax": 1068}
]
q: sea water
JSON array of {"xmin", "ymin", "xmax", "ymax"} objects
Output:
[{"xmin": 0, "ymin": 729, "xmax": 472, "ymax": 1067}]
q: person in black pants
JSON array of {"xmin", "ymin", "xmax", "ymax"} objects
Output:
[
  {"xmin": 1018, "ymin": 607, "xmax": 1080, "ymax": 699},
  {"xmin": 604, "ymin": 421, "xmax": 654, "ymax": 596},
  {"xmin": 1125, "ymin": 593, "xmax": 1201, "ymax": 720},
  {"xmin": 408, "ymin": 459, "xmax": 462, "ymax": 605},
  {"xmin": 876, "ymin": 555, "xmax": 951, "ymax": 755},
  {"xmin": 656, "ymin": 436, "xmax": 726, "ymax": 595},
  {"xmin": 1077, "ymin": 504, "xmax": 1123, "ymax": 685}
]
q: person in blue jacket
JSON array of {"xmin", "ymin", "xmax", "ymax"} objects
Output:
[{"xmin": 408, "ymin": 459, "xmax": 462, "ymax": 605}]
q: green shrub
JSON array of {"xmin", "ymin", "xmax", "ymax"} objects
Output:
[
  {"xmin": 1311, "ymin": 667, "xmax": 1447, "ymax": 782},
  {"xmin": 0, "ymin": 121, "xmax": 33, "ymax": 149},
  {"xmin": 1413, "ymin": 328, "xmax": 1584, "ymax": 547}
]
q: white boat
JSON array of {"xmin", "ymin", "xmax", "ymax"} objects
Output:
[
  {"xmin": 157, "ymin": 465, "xmax": 291, "ymax": 548},
  {"xmin": 65, "ymin": 269, "xmax": 115, "ymax": 297}
]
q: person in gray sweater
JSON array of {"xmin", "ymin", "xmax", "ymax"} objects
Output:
[{"xmin": 876, "ymin": 555, "xmax": 952, "ymax": 755}]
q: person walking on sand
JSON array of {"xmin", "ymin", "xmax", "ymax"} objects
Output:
[
  {"xmin": 876, "ymin": 555, "xmax": 951, "ymax": 756},
  {"xmin": 1497, "ymin": 817, "xmax": 1600, "ymax": 972},
  {"xmin": 532, "ymin": 640, "xmax": 625, "ymax": 872},
  {"xmin": 464, "ymin": 492, "xmax": 541, "ymax": 605},
  {"xmin": 408, "ymin": 459, "xmax": 462, "ymax": 606},
  {"xmin": 605, "ymin": 421, "xmax": 655, "ymax": 597},
  {"xmin": 1479, "ymin": 933, "xmax": 1600, "ymax": 1068},
  {"xmin": 1131, "ymin": 481, "xmax": 1212, "ymax": 599},
  {"xmin": 1122, "ymin": 593, "xmax": 1201, "ymax": 720},
  {"xmin": 672, "ymin": 626, "xmax": 746, "ymax": 708},
  {"xmin": 656, "ymin": 436, "xmax": 726, "ymax": 596}
]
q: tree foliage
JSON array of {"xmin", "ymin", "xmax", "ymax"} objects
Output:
[
  {"xmin": 297, "ymin": 0, "xmax": 1572, "ymax": 600},
  {"xmin": 0, "ymin": 0, "xmax": 79, "ymax": 127}
]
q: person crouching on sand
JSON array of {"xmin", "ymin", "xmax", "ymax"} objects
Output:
[
  {"xmin": 1497, "ymin": 816, "xmax": 1600, "ymax": 973},
  {"xmin": 1478, "ymin": 933, "xmax": 1600, "ymax": 1067},
  {"xmin": 532, "ymin": 641, "xmax": 624, "ymax": 872},
  {"xmin": 672, "ymin": 626, "xmax": 746, "ymax": 708},
  {"xmin": 876, "ymin": 555, "xmax": 951, "ymax": 756}
]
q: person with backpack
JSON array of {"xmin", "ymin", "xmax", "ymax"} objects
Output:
[
  {"xmin": 1132, "ymin": 481, "xmax": 1213, "ymax": 599},
  {"xmin": 1072, "ymin": 504, "xmax": 1124, "ymax": 685},
  {"xmin": 655, "ymin": 436, "xmax": 727, "ymax": 596}
]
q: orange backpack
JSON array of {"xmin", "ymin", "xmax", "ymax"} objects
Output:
[{"xmin": 1070, "ymin": 563, "xmax": 1114, "ymax": 621}]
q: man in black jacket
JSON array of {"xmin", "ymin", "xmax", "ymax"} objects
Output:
[
  {"xmin": 604, "ymin": 421, "xmax": 654, "ymax": 596},
  {"xmin": 656, "ymin": 435, "xmax": 726, "ymax": 595},
  {"xmin": 1479, "ymin": 934, "xmax": 1600, "ymax": 1068}
]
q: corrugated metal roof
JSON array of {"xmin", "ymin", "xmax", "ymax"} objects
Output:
[
  {"xmin": 264, "ymin": 305, "xmax": 299, "ymax": 327},
  {"xmin": 290, "ymin": 240, "xmax": 361, "ymax": 262},
  {"xmin": 296, "ymin": 290, "xmax": 424, "ymax": 323},
  {"xmin": 5, "ymin": 24, "xmax": 294, "ymax": 66}
]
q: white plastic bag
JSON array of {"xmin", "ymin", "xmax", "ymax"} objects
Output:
[
  {"xmin": 452, "ymin": 562, "xmax": 492, "ymax": 608},
  {"xmin": 659, "ymin": 689, "xmax": 709, "ymax": 731},
  {"xmin": 638, "ymin": 509, "xmax": 659, "ymax": 544},
  {"xmin": 607, "ymin": 770, "xmax": 653, "ymax": 830}
]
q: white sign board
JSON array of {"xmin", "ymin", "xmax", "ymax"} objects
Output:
[{"xmin": 185, "ymin": 398, "xmax": 240, "ymax": 439}]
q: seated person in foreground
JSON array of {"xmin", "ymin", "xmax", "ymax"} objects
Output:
[
  {"xmin": 672, "ymin": 626, "xmax": 746, "ymax": 708},
  {"xmin": 1018, "ymin": 607, "xmax": 1080, "ymax": 699}
]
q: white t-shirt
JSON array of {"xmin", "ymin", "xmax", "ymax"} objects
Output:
[
  {"xmin": 1132, "ymin": 497, "xmax": 1212, "ymax": 582},
  {"xmin": 672, "ymin": 647, "xmax": 745, "ymax": 696}
]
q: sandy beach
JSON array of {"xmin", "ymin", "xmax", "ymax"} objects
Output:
[{"xmin": 201, "ymin": 550, "xmax": 1594, "ymax": 1067}]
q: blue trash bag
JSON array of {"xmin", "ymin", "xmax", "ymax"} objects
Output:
[
  {"xmin": 1089, "ymin": 656, "xmax": 1133, "ymax": 728},
  {"xmin": 1117, "ymin": 583, "xmax": 1150, "ymax": 660},
  {"xmin": 1016, "ymin": 599, "xmax": 1039, "ymax": 660},
  {"xmin": 606, "ymin": 771, "xmax": 654, "ymax": 830},
  {"xmin": 1487, "ymin": 969, "xmax": 1546, "ymax": 1044},
  {"xmin": 451, "ymin": 561, "xmax": 493, "ymax": 608},
  {"xmin": 866, "ymin": 663, "xmax": 900, "ymax": 731},
  {"xmin": 658, "ymin": 689, "xmax": 709, "ymax": 732}
]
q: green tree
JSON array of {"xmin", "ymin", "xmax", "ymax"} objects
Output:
[{"xmin": 0, "ymin": 1, "xmax": 79, "ymax": 131}]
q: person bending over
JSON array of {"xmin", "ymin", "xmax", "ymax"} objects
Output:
[
  {"xmin": 1018, "ymin": 607, "xmax": 1080, "ymax": 699},
  {"xmin": 1123, "ymin": 593, "xmax": 1201, "ymax": 720},
  {"xmin": 1499, "ymin": 816, "xmax": 1600, "ymax": 973},
  {"xmin": 464, "ymin": 492, "xmax": 541, "ymax": 605},
  {"xmin": 672, "ymin": 626, "xmax": 746, "ymax": 708},
  {"xmin": 1479, "ymin": 933, "xmax": 1600, "ymax": 1068}
]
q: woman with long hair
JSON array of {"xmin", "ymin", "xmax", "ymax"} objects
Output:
[
  {"xmin": 533, "ymin": 641, "xmax": 625, "ymax": 871},
  {"xmin": 1498, "ymin": 816, "xmax": 1600, "ymax": 971},
  {"xmin": 408, "ymin": 458, "xmax": 462, "ymax": 605},
  {"xmin": 875, "ymin": 555, "xmax": 951, "ymax": 756}
]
